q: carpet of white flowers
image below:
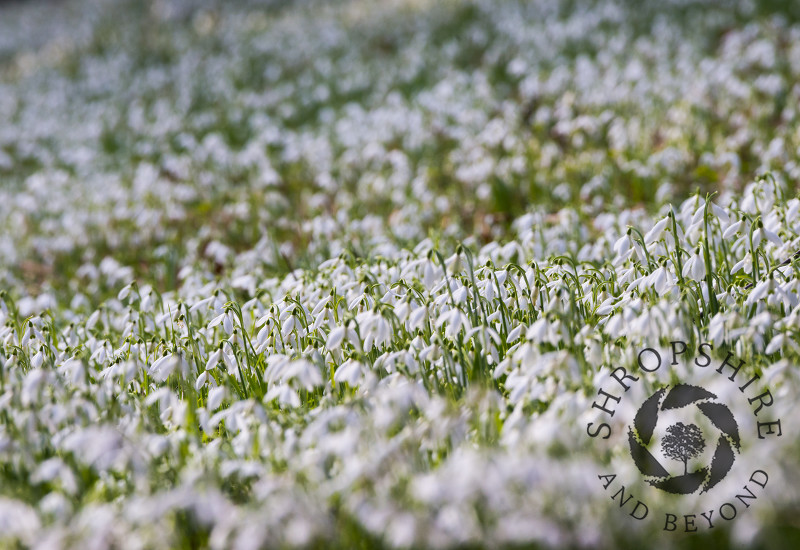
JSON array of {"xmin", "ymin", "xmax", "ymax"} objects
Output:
[{"xmin": 2, "ymin": 0, "xmax": 800, "ymax": 548}]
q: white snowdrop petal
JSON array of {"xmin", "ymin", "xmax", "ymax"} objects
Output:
[{"xmin": 207, "ymin": 386, "xmax": 226, "ymax": 411}]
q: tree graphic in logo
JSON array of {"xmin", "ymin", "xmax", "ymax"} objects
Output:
[
  {"xmin": 661, "ymin": 422, "xmax": 705, "ymax": 476},
  {"xmin": 628, "ymin": 384, "xmax": 740, "ymax": 495}
]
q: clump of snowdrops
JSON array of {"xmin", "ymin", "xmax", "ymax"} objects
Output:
[{"xmin": 2, "ymin": 0, "xmax": 800, "ymax": 548}]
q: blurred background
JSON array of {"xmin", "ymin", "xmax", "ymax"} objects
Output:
[{"xmin": 1, "ymin": 0, "xmax": 799, "ymax": 301}]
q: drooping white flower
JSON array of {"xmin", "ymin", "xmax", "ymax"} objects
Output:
[
  {"xmin": 682, "ymin": 249, "xmax": 706, "ymax": 282},
  {"xmin": 436, "ymin": 308, "xmax": 470, "ymax": 339},
  {"xmin": 334, "ymin": 359, "xmax": 363, "ymax": 385},
  {"xmin": 264, "ymin": 384, "xmax": 300, "ymax": 408},
  {"xmin": 205, "ymin": 348, "xmax": 222, "ymax": 371},
  {"xmin": 613, "ymin": 232, "xmax": 631, "ymax": 257},
  {"xmin": 644, "ymin": 216, "xmax": 669, "ymax": 244},
  {"xmin": 647, "ymin": 264, "xmax": 675, "ymax": 294},
  {"xmin": 284, "ymin": 359, "xmax": 323, "ymax": 389},
  {"xmin": 150, "ymin": 353, "xmax": 178, "ymax": 382},
  {"xmin": 723, "ymin": 219, "xmax": 743, "ymax": 239},
  {"xmin": 327, "ymin": 325, "xmax": 347, "ymax": 351},
  {"xmin": 208, "ymin": 311, "xmax": 234, "ymax": 335},
  {"xmin": 745, "ymin": 277, "xmax": 773, "ymax": 306},
  {"xmin": 409, "ymin": 305, "xmax": 429, "ymax": 330},
  {"xmin": 506, "ymin": 323, "xmax": 525, "ymax": 343},
  {"xmin": 731, "ymin": 253, "xmax": 752, "ymax": 274},
  {"xmin": 207, "ymin": 386, "xmax": 226, "ymax": 410}
]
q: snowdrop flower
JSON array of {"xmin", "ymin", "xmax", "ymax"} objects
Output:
[
  {"xmin": 647, "ymin": 262, "xmax": 675, "ymax": 294},
  {"xmin": 723, "ymin": 219, "xmax": 744, "ymax": 239},
  {"xmin": 436, "ymin": 308, "xmax": 471, "ymax": 339},
  {"xmin": 707, "ymin": 313, "xmax": 727, "ymax": 343},
  {"xmin": 394, "ymin": 300, "xmax": 412, "ymax": 323},
  {"xmin": 312, "ymin": 306, "xmax": 333, "ymax": 331},
  {"xmin": 150, "ymin": 353, "xmax": 179, "ymax": 382},
  {"xmin": 281, "ymin": 313, "xmax": 304, "ymax": 339},
  {"xmin": 644, "ymin": 216, "xmax": 669, "ymax": 244},
  {"xmin": 709, "ymin": 201, "xmax": 730, "ymax": 223},
  {"xmin": 765, "ymin": 333, "xmax": 786, "ymax": 354},
  {"xmin": 209, "ymin": 311, "xmax": 235, "ymax": 335},
  {"xmin": 195, "ymin": 370, "xmax": 211, "ymax": 390},
  {"xmin": 506, "ymin": 323, "xmax": 525, "ymax": 343},
  {"xmin": 264, "ymin": 384, "xmax": 301, "ymax": 408},
  {"xmin": 334, "ymin": 359, "xmax": 363, "ymax": 385},
  {"xmin": 753, "ymin": 222, "xmax": 782, "ymax": 248},
  {"xmin": 745, "ymin": 277, "xmax": 774, "ymax": 306},
  {"xmin": 207, "ymin": 386, "xmax": 226, "ymax": 411},
  {"xmin": 526, "ymin": 317, "xmax": 548, "ymax": 342},
  {"xmin": 731, "ymin": 252, "xmax": 753, "ymax": 274},
  {"xmin": 613, "ymin": 230, "xmax": 632, "ymax": 257},
  {"xmin": 326, "ymin": 323, "xmax": 348, "ymax": 351},
  {"xmin": 357, "ymin": 309, "xmax": 392, "ymax": 351},
  {"xmin": 86, "ymin": 310, "xmax": 101, "ymax": 330},
  {"xmin": 594, "ymin": 295, "xmax": 617, "ymax": 316},
  {"xmin": 189, "ymin": 295, "xmax": 215, "ymax": 313},
  {"xmin": 284, "ymin": 359, "xmax": 323, "ymax": 390},
  {"xmin": 716, "ymin": 286, "xmax": 736, "ymax": 307},
  {"xmin": 409, "ymin": 304, "xmax": 429, "ymax": 330},
  {"xmin": 205, "ymin": 347, "xmax": 223, "ymax": 371},
  {"xmin": 117, "ymin": 283, "xmax": 135, "ymax": 301},
  {"xmin": 681, "ymin": 248, "xmax": 706, "ymax": 282}
]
